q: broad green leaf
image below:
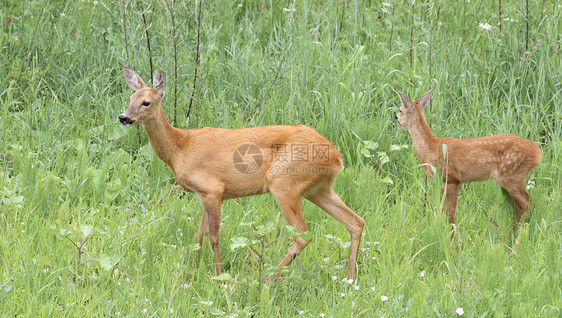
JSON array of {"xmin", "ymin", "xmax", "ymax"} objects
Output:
[
  {"xmin": 1, "ymin": 195, "xmax": 23, "ymax": 206},
  {"xmin": 390, "ymin": 144, "xmax": 408, "ymax": 151},
  {"xmin": 141, "ymin": 144, "xmax": 154, "ymax": 160},
  {"xmin": 378, "ymin": 152, "xmax": 390, "ymax": 165},
  {"xmin": 363, "ymin": 140, "xmax": 379, "ymax": 150},
  {"xmin": 285, "ymin": 226, "xmax": 314, "ymax": 240},
  {"xmin": 209, "ymin": 308, "xmax": 225, "ymax": 316},
  {"xmin": 198, "ymin": 300, "xmax": 213, "ymax": 308},
  {"xmin": 256, "ymin": 222, "xmax": 275, "ymax": 235},
  {"xmin": 230, "ymin": 236, "xmax": 250, "ymax": 251},
  {"xmin": 97, "ymin": 254, "xmax": 122, "ymax": 271},
  {"xmin": 240, "ymin": 221, "xmax": 255, "ymax": 227},
  {"xmin": 380, "ymin": 176, "xmax": 394, "ymax": 185},
  {"xmin": 0, "ymin": 283, "xmax": 13, "ymax": 300},
  {"xmin": 210, "ymin": 273, "xmax": 232, "ymax": 281},
  {"xmin": 108, "ymin": 125, "xmax": 126, "ymax": 140},
  {"xmin": 78, "ymin": 224, "xmax": 94, "ymax": 238},
  {"xmin": 360, "ymin": 148, "xmax": 373, "ymax": 158}
]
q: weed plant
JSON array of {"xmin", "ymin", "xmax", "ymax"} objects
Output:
[{"xmin": 0, "ymin": 0, "xmax": 561, "ymax": 316}]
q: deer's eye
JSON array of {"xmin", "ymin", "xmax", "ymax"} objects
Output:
[{"xmin": 141, "ymin": 101, "xmax": 151, "ymax": 107}]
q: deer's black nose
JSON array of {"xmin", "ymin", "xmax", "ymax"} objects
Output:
[{"xmin": 119, "ymin": 114, "xmax": 134, "ymax": 125}]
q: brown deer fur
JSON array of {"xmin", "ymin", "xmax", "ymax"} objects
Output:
[
  {"xmin": 118, "ymin": 65, "xmax": 365, "ymax": 280},
  {"xmin": 395, "ymin": 88, "xmax": 541, "ymax": 247}
]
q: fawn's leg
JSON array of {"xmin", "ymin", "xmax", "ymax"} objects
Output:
[
  {"xmin": 444, "ymin": 182, "xmax": 460, "ymax": 224},
  {"xmin": 306, "ymin": 188, "xmax": 364, "ymax": 281},
  {"xmin": 499, "ymin": 181, "xmax": 530, "ymax": 248},
  {"xmin": 444, "ymin": 181, "xmax": 460, "ymax": 241}
]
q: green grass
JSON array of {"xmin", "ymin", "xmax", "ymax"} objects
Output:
[{"xmin": 1, "ymin": 0, "xmax": 561, "ymax": 316}]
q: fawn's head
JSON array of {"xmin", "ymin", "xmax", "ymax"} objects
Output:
[
  {"xmin": 119, "ymin": 65, "xmax": 166, "ymax": 126},
  {"xmin": 395, "ymin": 88, "xmax": 434, "ymax": 129}
]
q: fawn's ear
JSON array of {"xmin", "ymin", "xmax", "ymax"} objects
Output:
[
  {"xmin": 153, "ymin": 70, "xmax": 166, "ymax": 97},
  {"xmin": 122, "ymin": 65, "xmax": 147, "ymax": 91},
  {"xmin": 417, "ymin": 88, "xmax": 434, "ymax": 110},
  {"xmin": 396, "ymin": 89, "xmax": 415, "ymax": 111}
]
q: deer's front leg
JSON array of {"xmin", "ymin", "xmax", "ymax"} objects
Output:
[
  {"xmin": 444, "ymin": 181, "xmax": 460, "ymax": 224},
  {"xmin": 199, "ymin": 193, "xmax": 223, "ymax": 275}
]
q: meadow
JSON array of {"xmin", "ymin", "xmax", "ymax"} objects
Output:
[{"xmin": 1, "ymin": 0, "xmax": 561, "ymax": 316}]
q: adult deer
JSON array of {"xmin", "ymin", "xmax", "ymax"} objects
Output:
[
  {"xmin": 118, "ymin": 65, "xmax": 364, "ymax": 280},
  {"xmin": 395, "ymin": 88, "xmax": 541, "ymax": 247}
]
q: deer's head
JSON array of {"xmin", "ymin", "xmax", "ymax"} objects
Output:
[
  {"xmin": 395, "ymin": 88, "xmax": 433, "ymax": 129},
  {"xmin": 119, "ymin": 65, "xmax": 166, "ymax": 126}
]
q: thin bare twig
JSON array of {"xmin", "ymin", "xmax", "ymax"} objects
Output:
[
  {"xmin": 525, "ymin": 0, "xmax": 529, "ymax": 52},
  {"xmin": 339, "ymin": 0, "xmax": 347, "ymax": 32},
  {"xmin": 265, "ymin": 235, "xmax": 289, "ymax": 249},
  {"xmin": 409, "ymin": 1, "xmax": 415, "ymax": 67},
  {"xmin": 140, "ymin": 2, "xmax": 154, "ymax": 80},
  {"xmin": 168, "ymin": 0, "xmax": 178, "ymax": 124},
  {"xmin": 498, "ymin": 0, "xmax": 502, "ymax": 32},
  {"xmin": 247, "ymin": 5, "xmax": 295, "ymax": 126},
  {"xmin": 122, "ymin": 0, "xmax": 129, "ymax": 59},
  {"xmin": 187, "ymin": 0, "xmax": 202, "ymax": 120},
  {"xmin": 246, "ymin": 44, "xmax": 290, "ymax": 127},
  {"xmin": 389, "ymin": 3, "xmax": 395, "ymax": 52}
]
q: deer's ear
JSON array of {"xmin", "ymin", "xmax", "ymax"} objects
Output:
[
  {"xmin": 122, "ymin": 65, "xmax": 147, "ymax": 91},
  {"xmin": 396, "ymin": 89, "xmax": 415, "ymax": 111},
  {"xmin": 153, "ymin": 70, "xmax": 166, "ymax": 97},
  {"xmin": 417, "ymin": 88, "xmax": 434, "ymax": 110}
]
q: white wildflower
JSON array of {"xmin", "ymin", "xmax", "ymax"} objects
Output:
[
  {"xmin": 381, "ymin": 295, "xmax": 388, "ymax": 302},
  {"xmin": 479, "ymin": 23, "xmax": 492, "ymax": 30},
  {"xmin": 456, "ymin": 307, "xmax": 464, "ymax": 315},
  {"xmin": 331, "ymin": 276, "xmax": 338, "ymax": 281},
  {"xmin": 419, "ymin": 270, "xmax": 426, "ymax": 278}
]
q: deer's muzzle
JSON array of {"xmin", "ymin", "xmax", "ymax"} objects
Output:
[{"xmin": 118, "ymin": 114, "xmax": 135, "ymax": 125}]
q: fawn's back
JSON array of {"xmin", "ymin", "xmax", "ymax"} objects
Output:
[{"xmin": 438, "ymin": 133, "xmax": 541, "ymax": 183}]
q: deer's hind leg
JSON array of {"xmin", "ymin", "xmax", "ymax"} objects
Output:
[
  {"xmin": 497, "ymin": 178, "xmax": 530, "ymax": 248},
  {"xmin": 305, "ymin": 186, "xmax": 364, "ymax": 280},
  {"xmin": 268, "ymin": 185, "xmax": 311, "ymax": 281}
]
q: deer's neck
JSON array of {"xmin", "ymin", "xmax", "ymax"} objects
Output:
[
  {"xmin": 407, "ymin": 113, "xmax": 440, "ymax": 173},
  {"xmin": 142, "ymin": 107, "xmax": 183, "ymax": 166}
]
